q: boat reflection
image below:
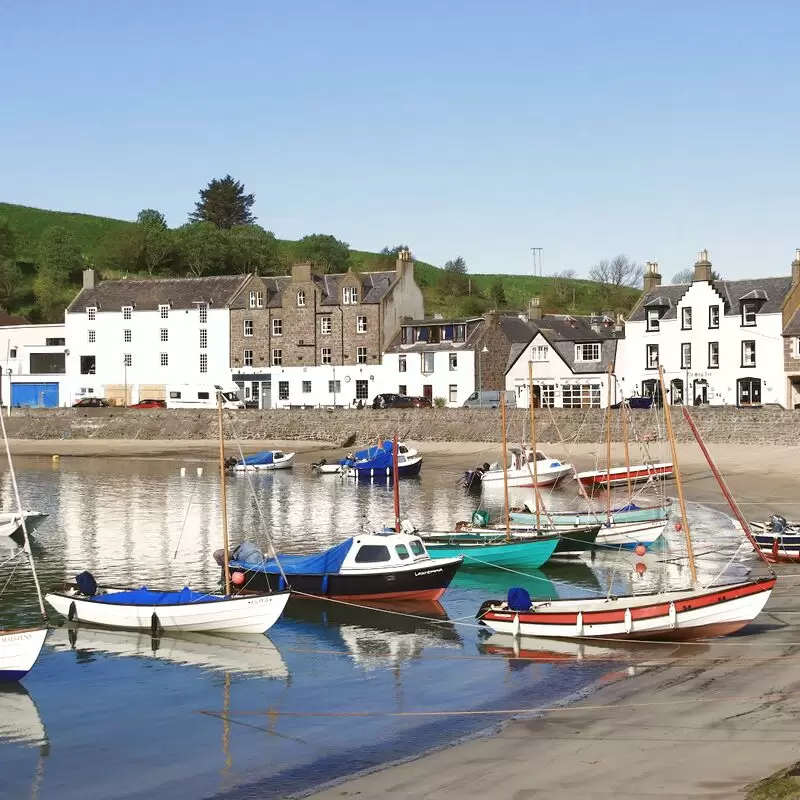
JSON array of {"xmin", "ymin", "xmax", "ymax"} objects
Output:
[
  {"xmin": 47, "ymin": 625, "xmax": 289, "ymax": 679},
  {"xmin": 0, "ymin": 684, "xmax": 48, "ymax": 752}
]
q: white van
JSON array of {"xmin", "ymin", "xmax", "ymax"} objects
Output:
[
  {"xmin": 165, "ymin": 383, "xmax": 245, "ymax": 410},
  {"xmin": 462, "ymin": 390, "xmax": 517, "ymax": 409}
]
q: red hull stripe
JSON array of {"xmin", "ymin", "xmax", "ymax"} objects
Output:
[
  {"xmin": 482, "ymin": 579, "xmax": 775, "ymax": 627},
  {"xmin": 578, "ymin": 466, "xmax": 672, "ymax": 486},
  {"xmin": 307, "ymin": 588, "xmax": 446, "ymax": 602}
]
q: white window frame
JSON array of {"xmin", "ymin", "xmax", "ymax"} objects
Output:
[
  {"xmin": 646, "ymin": 308, "xmax": 660, "ymax": 331},
  {"xmin": 681, "ymin": 307, "xmax": 692, "ymax": 330},
  {"xmin": 159, "ymin": 304, "xmax": 170, "ymax": 319},
  {"xmin": 272, "ymin": 318, "xmax": 282, "ymax": 336},
  {"xmin": 243, "ymin": 349, "xmax": 253, "ymax": 367},
  {"xmin": 256, "ymin": 290, "xmax": 264, "ymax": 308},
  {"xmin": 356, "ymin": 346, "xmax": 367, "ymax": 364},
  {"xmin": 422, "ymin": 352, "xmax": 435, "ymax": 374},
  {"xmin": 449, "ymin": 384, "xmax": 458, "ymax": 404},
  {"xmin": 123, "ymin": 354, "xmax": 132, "ymax": 367},
  {"xmin": 794, "ymin": 337, "xmax": 800, "ymax": 358},
  {"xmin": 574, "ymin": 343, "xmax": 601, "ymax": 363},
  {"xmin": 742, "ymin": 303, "xmax": 757, "ymax": 327},
  {"xmin": 742, "ymin": 340, "xmax": 756, "ymax": 367},
  {"xmin": 278, "ymin": 381, "xmax": 289, "ymax": 401},
  {"xmin": 449, "ymin": 353, "xmax": 458, "ymax": 371},
  {"xmin": 244, "ymin": 319, "xmax": 253, "ymax": 337},
  {"xmin": 272, "ymin": 349, "xmax": 282, "ymax": 366},
  {"xmin": 708, "ymin": 341, "xmax": 719, "ymax": 368},
  {"xmin": 302, "ymin": 380, "xmax": 312, "ymax": 394},
  {"xmin": 297, "ymin": 290, "xmax": 306, "ymax": 307},
  {"xmin": 320, "ymin": 316, "xmax": 332, "ymax": 335},
  {"xmin": 681, "ymin": 342, "xmax": 691, "ymax": 369},
  {"xmin": 342, "ymin": 286, "xmax": 359, "ymax": 305},
  {"xmin": 122, "ymin": 306, "xmax": 132, "ymax": 320},
  {"xmin": 249, "ymin": 291, "xmax": 257, "ymax": 309},
  {"xmin": 531, "ymin": 344, "xmax": 548, "ymax": 362},
  {"xmin": 321, "ymin": 347, "xmax": 332, "ymax": 365},
  {"xmin": 356, "ymin": 315, "xmax": 367, "ymax": 333},
  {"xmin": 709, "ymin": 305, "xmax": 719, "ymax": 329},
  {"xmin": 646, "ymin": 343, "xmax": 659, "ymax": 370}
]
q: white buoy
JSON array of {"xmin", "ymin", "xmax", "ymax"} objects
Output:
[
  {"xmin": 196, "ymin": 467, "xmax": 203, "ymax": 476},
  {"xmin": 180, "ymin": 467, "xmax": 186, "ymax": 476}
]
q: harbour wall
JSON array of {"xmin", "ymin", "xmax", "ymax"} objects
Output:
[{"xmin": 1, "ymin": 407, "xmax": 798, "ymax": 446}]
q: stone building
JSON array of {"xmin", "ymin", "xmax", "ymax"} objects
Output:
[{"xmin": 781, "ymin": 249, "xmax": 800, "ymax": 409}]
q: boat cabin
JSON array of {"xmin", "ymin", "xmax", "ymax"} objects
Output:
[{"xmin": 340, "ymin": 533, "xmax": 432, "ymax": 571}]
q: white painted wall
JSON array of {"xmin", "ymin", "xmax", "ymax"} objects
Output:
[
  {"xmin": 64, "ymin": 305, "xmax": 231, "ymax": 405},
  {"xmin": 622, "ymin": 280, "xmax": 787, "ymax": 407},
  {"xmin": 0, "ymin": 323, "xmax": 69, "ymax": 406},
  {"xmin": 382, "ymin": 349, "xmax": 476, "ymax": 407}
]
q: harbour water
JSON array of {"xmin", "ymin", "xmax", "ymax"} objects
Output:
[{"xmin": 0, "ymin": 455, "xmax": 757, "ymax": 799}]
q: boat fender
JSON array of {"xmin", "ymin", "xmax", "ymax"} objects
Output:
[
  {"xmin": 512, "ymin": 613, "xmax": 521, "ymax": 638},
  {"xmin": 624, "ymin": 607, "xmax": 632, "ymax": 634},
  {"xmin": 151, "ymin": 612, "xmax": 162, "ymax": 637},
  {"xmin": 575, "ymin": 611, "xmax": 583, "ymax": 636},
  {"xmin": 321, "ymin": 575, "xmax": 329, "ymax": 595},
  {"xmin": 68, "ymin": 601, "xmax": 77, "ymax": 622},
  {"xmin": 668, "ymin": 601, "xmax": 677, "ymax": 629},
  {"xmin": 278, "ymin": 576, "xmax": 286, "ymax": 592}
]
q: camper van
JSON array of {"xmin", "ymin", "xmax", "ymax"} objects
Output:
[{"xmin": 165, "ymin": 383, "xmax": 245, "ymax": 410}]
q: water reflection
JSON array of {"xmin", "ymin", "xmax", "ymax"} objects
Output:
[{"xmin": 0, "ymin": 684, "xmax": 48, "ymax": 750}]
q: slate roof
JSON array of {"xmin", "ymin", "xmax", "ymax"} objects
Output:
[
  {"xmin": 67, "ymin": 275, "xmax": 249, "ymax": 313},
  {"xmin": 384, "ymin": 316, "xmax": 485, "ymax": 353},
  {"xmin": 315, "ymin": 270, "xmax": 398, "ymax": 306},
  {"xmin": 629, "ymin": 277, "xmax": 794, "ymax": 322}
]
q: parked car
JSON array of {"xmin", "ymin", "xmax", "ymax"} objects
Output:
[
  {"xmin": 73, "ymin": 397, "xmax": 110, "ymax": 408},
  {"xmin": 410, "ymin": 396, "xmax": 433, "ymax": 408},
  {"xmin": 372, "ymin": 393, "xmax": 415, "ymax": 409},
  {"xmin": 462, "ymin": 390, "xmax": 517, "ymax": 409},
  {"xmin": 129, "ymin": 399, "xmax": 167, "ymax": 409},
  {"xmin": 611, "ymin": 396, "xmax": 654, "ymax": 410}
]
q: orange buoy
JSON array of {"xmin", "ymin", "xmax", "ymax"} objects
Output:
[
  {"xmin": 635, "ymin": 562, "xmax": 647, "ymax": 575},
  {"xmin": 634, "ymin": 544, "xmax": 647, "ymax": 556},
  {"xmin": 231, "ymin": 571, "xmax": 245, "ymax": 586},
  {"xmin": 675, "ymin": 521, "xmax": 682, "ymax": 532}
]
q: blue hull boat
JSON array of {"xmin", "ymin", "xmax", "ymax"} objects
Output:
[
  {"xmin": 421, "ymin": 533, "xmax": 559, "ymax": 569},
  {"xmin": 340, "ymin": 440, "xmax": 422, "ymax": 479}
]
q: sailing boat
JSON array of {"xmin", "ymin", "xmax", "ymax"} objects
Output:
[
  {"xmin": 44, "ymin": 392, "xmax": 290, "ymax": 634},
  {"xmin": 0, "ymin": 407, "xmax": 49, "ymax": 681},
  {"xmin": 477, "ymin": 366, "xmax": 776, "ymax": 641}
]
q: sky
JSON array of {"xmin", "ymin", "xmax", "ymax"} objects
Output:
[{"xmin": 1, "ymin": 1, "xmax": 799, "ymax": 281}]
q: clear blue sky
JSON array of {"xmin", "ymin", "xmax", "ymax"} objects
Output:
[{"xmin": 2, "ymin": 1, "xmax": 799, "ymax": 280}]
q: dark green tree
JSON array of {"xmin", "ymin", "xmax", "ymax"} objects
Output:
[
  {"xmin": 489, "ymin": 277, "xmax": 506, "ymax": 307},
  {"xmin": 136, "ymin": 208, "xmax": 168, "ymax": 230},
  {"xmin": 34, "ymin": 226, "xmax": 84, "ymax": 320},
  {"xmin": 379, "ymin": 244, "xmax": 409, "ymax": 256},
  {"xmin": 175, "ymin": 222, "xmax": 228, "ymax": 276},
  {"xmin": 444, "ymin": 256, "xmax": 467, "ymax": 274},
  {"xmin": 190, "ymin": 175, "xmax": 256, "ymax": 229},
  {"xmin": 0, "ymin": 218, "xmax": 22, "ymax": 309},
  {"xmin": 94, "ymin": 228, "xmax": 145, "ymax": 274},
  {"xmin": 0, "ymin": 218, "xmax": 16, "ymax": 263},
  {"xmin": 227, "ymin": 225, "xmax": 282, "ymax": 275},
  {"xmin": 295, "ymin": 233, "xmax": 350, "ymax": 273}
]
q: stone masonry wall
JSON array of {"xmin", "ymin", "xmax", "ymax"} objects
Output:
[{"xmin": 3, "ymin": 406, "xmax": 800, "ymax": 446}]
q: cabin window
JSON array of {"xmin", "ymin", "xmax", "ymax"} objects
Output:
[
  {"xmin": 409, "ymin": 539, "xmax": 426, "ymax": 556},
  {"xmin": 198, "ymin": 392, "xmax": 210, "ymax": 400},
  {"xmin": 354, "ymin": 545, "xmax": 391, "ymax": 563},
  {"xmin": 395, "ymin": 544, "xmax": 410, "ymax": 560}
]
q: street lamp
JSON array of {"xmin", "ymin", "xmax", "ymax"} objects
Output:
[{"xmin": 478, "ymin": 345, "xmax": 489, "ymax": 407}]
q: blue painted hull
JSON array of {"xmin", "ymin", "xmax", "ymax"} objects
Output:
[
  {"xmin": 350, "ymin": 459, "xmax": 422, "ymax": 479},
  {"xmin": 424, "ymin": 535, "xmax": 559, "ymax": 569},
  {"xmin": 510, "ymin": 504, "xmax": 669, "ymax": 527},
  {"xmin": 0, "ymin": 669, "xmax": 28, "ymax": 682}
]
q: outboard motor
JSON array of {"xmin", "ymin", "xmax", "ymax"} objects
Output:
[
  {"xmin": 75, "ymin": 570, "xmax": 98, "ymax": 597},
  {"xmin": 770, "ymin": 515, "xmax": 788, "ymax": 533}
]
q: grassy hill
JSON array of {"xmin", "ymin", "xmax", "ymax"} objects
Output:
[{"xmin": 0, "ymin": 202, "xmax": 639, "ymax": 321}]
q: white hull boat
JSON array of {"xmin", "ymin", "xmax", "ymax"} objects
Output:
[
  {"xmin": 45, "ymin": 585, "xmax": 290, "ymax": 634},
  {"xmin": 480, "ymin": 448, "xmax": 573, "ymax": 489},
  {"xmin": 0, "ymin": 511, "xmax": 48, "ymax": 540},
  {"xmin": 0, "ymin": 684, "xmax": 47, "ymax": 747},
  {"xmin": 575, "ymin": 462, "xmax": 674, "ymax": 489},
  {"xmin": 0, "ymin": 628, "xmax": 48, "ymax": 682},
  {"xmin": 232, "ymin": 451, "xmax": 295, "ymax": 472}
]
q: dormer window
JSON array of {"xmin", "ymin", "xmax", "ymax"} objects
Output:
[
  {"xmin": 681, "ymin": 307, "xmax": 692, "ymax": 330},
  {"xmin": 574, "ymin": 343, "xmax": 601, "ymax": 363},
  {"xmin": 454, "ymin": 324, "xmax": 466, "ymax": 342},
  {"xmin": 122, "ymin": 306, "xmax": 132, "ymax": 320},
  {"xmin": 296, "ymin": 290, "xmax": 306, "ymax": 307},
  {"xmin": 401, "ymin": 327, "xmax": 413, "ymax": 345},
  {"xmin": 342, "ymin": 286, "xmax": 359, "ymax": 305},
  {"xmin": 646, "ymin": 308, "xmax": 660, "ymax": 332},
  {"xmin": 741, "ymin": 302, "xmax": 757, "ymax": 327}
]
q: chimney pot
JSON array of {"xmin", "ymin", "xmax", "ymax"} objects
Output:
[
  {"xmin": 693, "ymin": 249, "xmax": 712, "ymax": 283},
  {"xmin": 643, "ymin": 261, "xmax": 661, "ymax": 293},
  {"xmin": 82, "ymin": 268, "xmax": 96, "ymax": 290}
]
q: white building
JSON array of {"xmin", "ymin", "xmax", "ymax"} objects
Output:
[
  {"xmin": 623, "ymin": 252, "xmax": 794, "ymax": 407},
  {"xmin": 64, "ymin": 269, "xmax": 247, "ymax": 405},
  {"xmin": 505, "ymin": 307, "xmax": 624, "ymax": 408},
  {"xmin": 0, "ymin": 316, "xmax": 69, "ymax": 407}
]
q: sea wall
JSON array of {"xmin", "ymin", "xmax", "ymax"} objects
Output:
[{"xmin": 2, "ymin": 406, "xmax": 799, "ymax": 446}]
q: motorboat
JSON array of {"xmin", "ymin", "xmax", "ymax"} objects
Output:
[
  {"xmin": 509, "ymin": 500, "xmax": 671, "ymax": 527},
  {"xmin": 466, "ymin": 448, "xmax": 572, "ymax": 489},
  {"xmin": 312, "ymin": 442, "xmax": 419, "ymax": 475},
  {"xmin": 227, "ymin": 450, "xmax": 296, "ymax": 472},
  {"xmin": 743, "ymin": 514, "xmax": 800, "ymax": 563},
  {"xmin": 575, "ymin": 462, "xmax": 673, "ymax": 489},
  {"xmin": 0, "ymin": 511, "xmax": 48, "ymax": 541},
  {"xmin": 0, "ymin": 629, "xmax": 48, "ymax": 682},
  {"xmin": 339, "ymin": 440, "xmax": 422, "ymax": 479}
]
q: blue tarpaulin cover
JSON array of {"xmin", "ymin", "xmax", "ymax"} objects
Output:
[
  {"xmin": 231, "ymin": 538, "xmax": 354, "ymax": 575},
  {"xmin": 340, "ymin": 440, "xmax": 393, "ymax": 470},
  {"xmin": 92, "ymin": 587, "xmax": 223, "ymax": 605},
  {"xmin": 239, "ymin": 451, "xmax": 275, "ymax": 466},
  {"xmin": 612, "ymin": 503, "xmax": 641, "ymax": 512}
]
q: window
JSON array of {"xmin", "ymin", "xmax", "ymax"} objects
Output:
[
  {"xmin": 80, "ymin": 355, "xmax": 96, "ymax": 374},
  {"xmin": 356, "ymin": 379, "xmax": 369, "ymax": 399},
  {"xmin": 199, "ymin": 303, "xmax": 208, "ymax": 323},
  {"xmin": 531, "ymin": 345, "xmax": 549, "ymax": 362},
  {"xmin": 681, "ymin": 342, "xmax": 691, "ymax": 369},
  {"xmin": 453, "ymin": 324, "xmax": 466, "ymax": 343},
  {"xmin": 256, "ymin": 290, "xmax": 264, "ymax": 308},
  {"xmin": 159, "ymin": 304, "xmax": 169, "ymax": 319},
  {"xmin": 320, "ymin": 316, "xmax": 332, "ymax": 335},
  {"xmin": 199, "ymin": 353, "xmax": 207, "ymax": 373},
  {"xmin": 296, "ymin": 290, "xmax": 306, "ymax": 307},
  {"xmin": 738, "ymin": 377, "xmax": 762, "ymax": 406},
  {"xmin": 540, "ymin": 384, "xmax": 555, "ymax": 408},
  {"xmin": 160, "ymin": 328, "xmax": 168, "ymax": 343},
  {"xmin": 422, "ymin": 352, "xmax": 435, "ymax": 373},
  {"xmin": 357, "ymin": 346, "xmax": 367, "ymax": 364},
  {"xmin": 794, "ymin": 337, "xmax": 800, "ymax": 358},
  {"xmin": 29, "ymin": 353, "xmax": 65, "ymax": 374},
  {"xmin": 342, "ymin": 285, "xmax": 359, "ymax": 305},
  {"xmin": 199, "ymin": 329, "xmax": 207, "ymax": 349},
  {"xmin": 574, "ymin": 343, "xmax": 601, "ymax": 363},
  {"xmin": 449, "ymin": 384, "xmax": 458, "ymax": 403},
  {"xmin": 124, "ymin": 354, "xmax": 132, "ymax": 367},
  {"xmin": 88, "ymin": 330, "xmax": 95, "ymax": 343},
  {"xmin": 244, "ymin": 320, "xmax": 253, "ymax": 337},
  {"xmin": 243, "ymin": 349, "xmax": 253, "ymax": 367},
  {"xmin": 249, "ymin": 291, "xmax": 256, "ymax": 308},
  {"xmin": 302, "ymin": 380, "xmax": 312, "ymax": 393},
  {"xmin": 160, "ymin": 353, "xmax": 168, "ymax": 367},
  {"xmin": 409, "ymin": 539, "xmax": 426, "ymax": 556},
  {"xmin": 354, "ymin": 545, "xmax": 391, "ymax": 563},
  {"xmin": 122, "ymin": 306, "xmax": 132, "ymax": 320},
  {"xmin": 646, "ymin": 308, "xmax": 660, "ymax": 331},
  {"xmin": 681, "ymin": 307, "xmax": 692, "ymax": 330},
  {"xmin": 708, "ymin": 341, "xmax": 719, "ymax": 368},
  {"xmin": 124, "ymin": 329, "xmax": 131, "ymax": 343},
  {"xmin": 9, "ymin": 347, "xmax": 16, "ymax": 358},
  {"xmin": 449, "ymin": 353, "xmax": 458, "ymax": 371},
  {"xmin": 398, "ymin": 384, "xmax": 407, "ymax": 395},
  {"xmin": 356, "ymin": 315, "xmax": 367, "ymax": 333},
  {"xmin": 321, "ymin": 347, "xmax": 332, "ymax": 365},
  {"xmin": 742, "ymin": 340, "xmax": 756, "ymax": 367},
  {"xmin": 45, "ymin": 338, "xmax": 65, "ymax": 346},
  {"xmin": 395, "ymin": 544, "xmax": 410, "ymax": 560},
  {"xmin": 646, "ymin": 343, "xmax": 659, "ymax": 369},
  {"xmin": 272, "ymin": 318, "xmax": 282, "ymax": 336},
  {"xmin": 278, "ymin": 381, "xmax": 289, "ymax": 400},
  {"xmin": 169, "ymin": 391, "xmax": 181, "ymax": 399},
  {"xmin": 87, "ymin": 307, "xmax": 96, "ymax": 321},
  {"xmin": 562, "ymin": 384, "xmax": 601, "ymax": 409},
  {"xmin": 328, "ymin": 379, "xmax": 341, "ymax": 393},
  {"xmin": 401, "ymin": 327, "xmax": 413, "ymax": 345},
  {"xmin": 709, "ymin": 305, "xmax": 719, "ymax": 328},
  {"xmin": 198, "ymin": 391, "xmax": 210, "ymax": 400},
  {"xmin": 398, "ymin": 355, "xmax": 407, "ymax": 372},
  {"xmin": 272, "ymin": 349, "xmax": 282, "ymax": 366},
  {"xmin": 741, "ymin": 302, "xmax": 757, "ymax": 326}
]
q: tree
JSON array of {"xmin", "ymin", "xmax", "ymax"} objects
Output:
[
  {"xmin": 142, "ymin": 228, "xmax": 174, "ymax": 275},
  {"xmin": 0, "ymin": 259, "xmax": 23, "ymax": 309},
  {"xmin": 379, "ymin": 244, "xmax": 409, "ymax": 256},
  {"xmin": 227, "ymin": 225, "xmax": 282, "ymax": 275},
  {"xmin": 295, "ymin": 233, "xmax": 350, "ymax": 273},
  {"xmin": 190, "ymin": 175, "xmax": 256, "ymax": 229},
  {"xmin": 94, "ymin": 228, "xmax": 145, "ymax": 274},
  {"xmin": 34, "ymin": 226, "xmax": 84, "ymax": 320},
  {"xmin": 0, "ymin": 218, "xmax": 16, "ymax": 263},
  {"xmin": 174, "ymin": 222, "xmax": 228, "ymax": 276},
  {"xmin": 444, "ymin": 256, "xmax": 467, "ymax": 274},
  {"xmin": 489, "ymin": 277, "xmax": 506, "ymax": 307},
  {"xmin": 136, "ymin": 208, "xmax": 168, "ymax": 230},
  {"xmin": 671, "ymin": 267, "xmax": 721, "ymax": 283},
  {"xmin": 589, "ymin": 254, "xmax": 643, "ymax": 288}
]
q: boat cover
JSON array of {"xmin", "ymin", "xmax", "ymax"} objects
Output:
[
  {"xmin": 613, "ymin": 503, "xmax": 642, "ymax": 512},
  {"xmin": 232, "ymin": 538, "xmax": 354, "ymax": 575},
  {"xmin": 239, "ymin": 451, "xmax": 275, "ymax": 466},
  {"xmin": 340, "ymin": 440, "xmax": 393, "ymax": 469},
  {"xmin": 92, "ymin": 587, "xmax": 223, "ymax": 605}
]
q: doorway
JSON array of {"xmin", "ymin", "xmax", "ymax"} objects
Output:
[
  {"xmin": 692, "ymin": 379, "xmax": 708, "ymax": 405},
  {"xmin": 737, "ymin": 377, "xmax": 762, "ymax": 406},
  {"xmin": 670, "ymin": 379, "xmax": 684, "ymax": 404},
  {"xmin": 423, "ymin": 384, "xmax": 433, "ymax": 402}
]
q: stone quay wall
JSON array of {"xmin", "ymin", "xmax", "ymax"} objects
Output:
[{"xmin": 2, "ymin": 406, "xmax": 799, "ymax": 447}]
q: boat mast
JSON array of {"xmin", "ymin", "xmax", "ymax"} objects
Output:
[
  {"xmin": 217, "ymin": 392, "xmax": 232, "ymax": 596},
  {"xmin": 393, "ymin": 432, "xmax": 401, "ymax": 532},
  {"xmin": 501, "ymin": 393, "xmax": 511, "ymax": 543},
  {"xmin": 605, "ymin": 363, "xmax": 613, "ymax": 522},
  {"xmin": 622, "ymin": 398, "xmax": 633, "ymax": 503},
  {"xmin": 528, "ymin": 361, "xmax": 541, "ymax": 529},
  {"xmin": 658, "ymin": 366, "xmax": 697, "ymax": 584},
  {"xmin": 0, "ymin": 404, "xmax": 47, "ymax": 620}
]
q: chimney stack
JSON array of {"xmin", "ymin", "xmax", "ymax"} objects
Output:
[
  {"xmin": 792, "ymin": 248, "xmax": 800, "ymax": 286},
  {"xmin": 643, "ymin": 261, "xmax": 661, "ymax": 293},
  {"xmin": 292, "ymin": 262, "xmax": 312, "ymax": 282},
  {"xmin": 614, "ymin": 313, "xmax": 624, "ymax": 332},
  {"xmin": 395, "ymin": 247, "xmax": 415, "ymax": 282},
  {"xmin": 693, "ymin": 249, "xmax": 712, "ymax": 283},
  {"xmin": 82, "ymin": 268, "xmax": 96, "ymax": 290},
  {"xmin": 529, "ymin": 296, "xmax": 543, "ymax": 321}
]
